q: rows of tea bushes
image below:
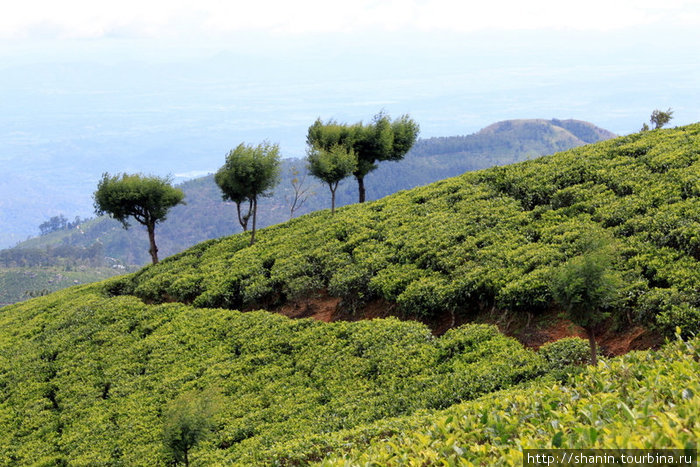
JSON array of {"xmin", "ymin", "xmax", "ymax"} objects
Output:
[
  {"xmin": 114, "ymin": 124, "xmax": 700, "ymax": 334},
  {"xmin": 313, "ymin": 334, "xmax": 700, "ymax": 465},
  {"xmin": 0, "ymin": 285, "xmax": 544, "ymax": 465}
]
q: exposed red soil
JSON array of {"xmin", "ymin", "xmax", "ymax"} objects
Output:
[
  {"xmin": 269, "ymin": 290, "xmax": 663, "ymax": 356},
  {"xmin": 275, "ymin": 291, "xmax": 401, "ymax": 323},
  {"xmin": 513, "ymin": 316, "xmax": 663, "ymax": 356},
  {"xmin": 276, "ymin": 291, "xmax": 340, "ymax": 322}
]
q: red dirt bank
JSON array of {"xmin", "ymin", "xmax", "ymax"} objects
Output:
[{"xmin": 267, "ymin": 290, "xmax": 663, "ymax": 356}]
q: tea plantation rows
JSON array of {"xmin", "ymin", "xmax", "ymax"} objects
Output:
[
  {"xmin": 116, "ymin": 124, "xmax": 700, "ymax": 334},
  {"xmin": 2, "ymin": 125, "xmax": 699, "ymax": 465},
  {"xmin": 316, "ymin": 334, "xmax": 700, "ymax": 465},
  {"xmin": 0, "ymin": 285, "xmax": 543, "ymax": 464}
]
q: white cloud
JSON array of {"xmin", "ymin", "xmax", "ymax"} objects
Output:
[{"xmin": 1, "ymin": 0, "xmax": 699, "ymax": 39}]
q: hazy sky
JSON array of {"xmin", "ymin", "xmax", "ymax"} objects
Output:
[
  {"xmin": 3, "ymin": 0, "xmax": 700, "ymax": 39},
  {"xmin": 1, "ymin": 0, "xmax": 700, "ymax": 246},
  {"xmin": 3, "ymin": 1, "xmax": 698, "ymax": 121},
  {"xmin": 2, "ymin": 0, "xmax": 698, "ymax": 145}
]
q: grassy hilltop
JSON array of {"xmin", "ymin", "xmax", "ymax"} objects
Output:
[{"xmin": 0, "ymin": 124, "xmax": 699, "ymax": 465}]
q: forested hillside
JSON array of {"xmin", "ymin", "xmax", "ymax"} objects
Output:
[
  {"xmin": 0, "ymin": 124, "xmax": 697, "ymax": 465},
  {"xmin": 0, "ymin": 241, "xmax": 136, "ymax": 306},
  {"xmin": 11, "ymin": 119, "xmax": 614, "ymax": 265}
]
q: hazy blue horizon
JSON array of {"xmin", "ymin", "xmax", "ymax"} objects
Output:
[{"xmin": 1, "ymin": 20, "xmax": 699, "ymax": 247}]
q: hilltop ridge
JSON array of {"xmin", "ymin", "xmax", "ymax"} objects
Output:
[{"xmin": 477, "ymin": 118, "xmax": 616, "ymax": 143}]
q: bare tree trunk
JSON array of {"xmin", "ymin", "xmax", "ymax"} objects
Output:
[
  {"xmin": 236, "ymin": 199, "xmax": 252, "ymax": 232},
  {"xmin": 236, "ymin": 202, "xmax": 247, "ymax": 232},
  {"xmin": 289, "ymin": 169, "xmax": 309, "ymax": 219},
  {"xmin": 330, "ymin": 182, "xmax": 337, "ymax": 214},
  {"xmin": 250, "ymin": 197, "xmax": 258, "ymax": 245},
  {"xmin": 357, "ymin": 175, "xmax": 366, "ymax": 203},
  {"xmin": 587, "ymin": 327, "xmax": 598, "ymax": 366},
  {"xmin": 147, "ymin": 223, "xmax": 159, "ymax": 265}
]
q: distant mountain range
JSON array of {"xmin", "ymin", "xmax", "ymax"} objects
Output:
[{"xmin": 10, "ymin": 119, "xmax": 615, "ymax": 265}]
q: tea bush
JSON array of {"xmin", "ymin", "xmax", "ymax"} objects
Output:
[
  {"xmin": 0, "ymin": 287, "xmax": 545, "ymax": 465},
  {"xmin": 539, "ymin": 337, "xmax": 591, "ymax": 370},
  {"xmin": 316, "ymin": 335, "xmax": 700, "ymax": 466}
]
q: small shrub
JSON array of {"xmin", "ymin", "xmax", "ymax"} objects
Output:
[
  {"xmin": 102, "ymin": 275, "xmax": 135, "ymax": 297},
  {"xmin": 162, "ymin": 390, "xmax": 219, "ymax": 466},
  {"xmin": 539, "ymin": 337, "xmax": 591, "ymax": 370},
  {"xmin": 656, "ymin": 304, "xmax": 700, "ymax": 338},
  {"xmin": 397, "ymin": 274, "xmax": 457, "ymax": 317}
]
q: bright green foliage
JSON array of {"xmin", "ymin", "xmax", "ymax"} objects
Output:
[
  {"xmin": 18, "ymin": 119, "xmax": 611, "ymax": 266},
  {"xmin": 214, "ymin": 142, "xmax": 281, "ymax": 244},
  {"xmin": 93, "ymin": 173, "xmax": 185, "ymax": 230},
  {"xmin": 306, "ymin": 144, "xmax": 357, "ymax": 214},
  {"xmin": 93, "ymin": 173, "xmax": 185, "ymax": 264},
  {"xmin": 308, "ymin": 112, "xmax": 419, "ymax": 202},
  {"xmin": 315, "ymin": 336, "xmax": 700, "ymax": 466},
  {"xmin": 4, "ymin": 124, "xmax": 700, "ymax": 465},
  {"xmin": 0, "ymin": 287, "xmax": 544, "ymax": 465},
  {"xmin": 121, "ymin": 124, "xmax": 700, "ymax": 336}
]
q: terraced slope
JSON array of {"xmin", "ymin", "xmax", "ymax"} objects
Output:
[{"xmin": 315, "ymin": 335, "xmax": 700, "ymax": 466}]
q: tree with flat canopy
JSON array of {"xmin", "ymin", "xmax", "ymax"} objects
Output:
[
  {"xmin": 306, "ymin": 144, "xmax": 357, "ymax": 214},
  {"xmin": 93, "ymin": 173, "xmax": 184, "ymax": 265},
  {"xmin": 214, "ymin": 141, "xmax": 281, "ymax": 245},
  {"xmin": 307, "ymin": 111, "xmax": 419, "ymax": 203},
  {"xmin": 551, "ymin": 238, "xmax": 621, "ymax": 366},
  {"xmin": 651, "ymin": 108, "xmax": 674, "ymax": 129}
]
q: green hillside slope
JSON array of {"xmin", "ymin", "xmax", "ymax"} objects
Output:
[
  {"xmin": 0, "ymin": 242, "xmax": 137, "ymax": 306},
  {"xmin": 0, "ymin": 124, "xmax": 697, "ymax": 466},
  {"xmin": 117, "ymin": 124, "xmax": 700, "ymax": 337},
  {"xmin": 0, "ymin": 287, "xmax": 544, "ymax": 465},
  {"xmin": 12, "ymin": 119, "xmax": 614, "ymax": 265},
  {"xmin": 0, "ymin": 266, "xmax": 130, "ymax": 307},
  {"xmin": 317, "ymin": 335, "xmax": 700, "ymax": 465}
]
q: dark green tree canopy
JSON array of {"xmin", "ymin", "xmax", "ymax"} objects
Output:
[
  {"xmin": 93, "ymin": 173, "xmax": 184, "ymax": 264},
  {"xmin": 306, "ymin": 144, "xmax": 357, "ymax": 214},
  {"xmin": 307, "ymin": 112, "xmax": 419, "ymax": 202},
  {"xmin": 552, "ymin": 251, "xmax": 618, "ymax": 328},
  {"xmin": 306, "ymin": 119, "xmax": 357, "ymax": 152},
  {"xmin": 650, "ymin": 108, "xmax": 674, "ymax": 129},
  {"xmin": 93, "ymin": 173, "xmax": 185, "ymax": 227},
  {"xmin": 307, "ymin": 145, "xmax": 357, "ymax": 188},
  {"xmin": 214, "ymin": 142, "xmax": 281, "ymax": 203},
  {"xmin": 214, "ymin": 141, "xmax": 281, "ymax": 244},
  {"xmin": 94, "ymin": 173, "xmax": 184, "ymax": 229},
  {"xmin": 551, "ymin": 239, "xmax": 621, "ymax": 365},
  {"xmin": 352, "ymin": 113, "xmax": 420, "ymax": 175},
  {"xmin": 162, "ymin": 390, "xmax": 218, "ymax": 466}
]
